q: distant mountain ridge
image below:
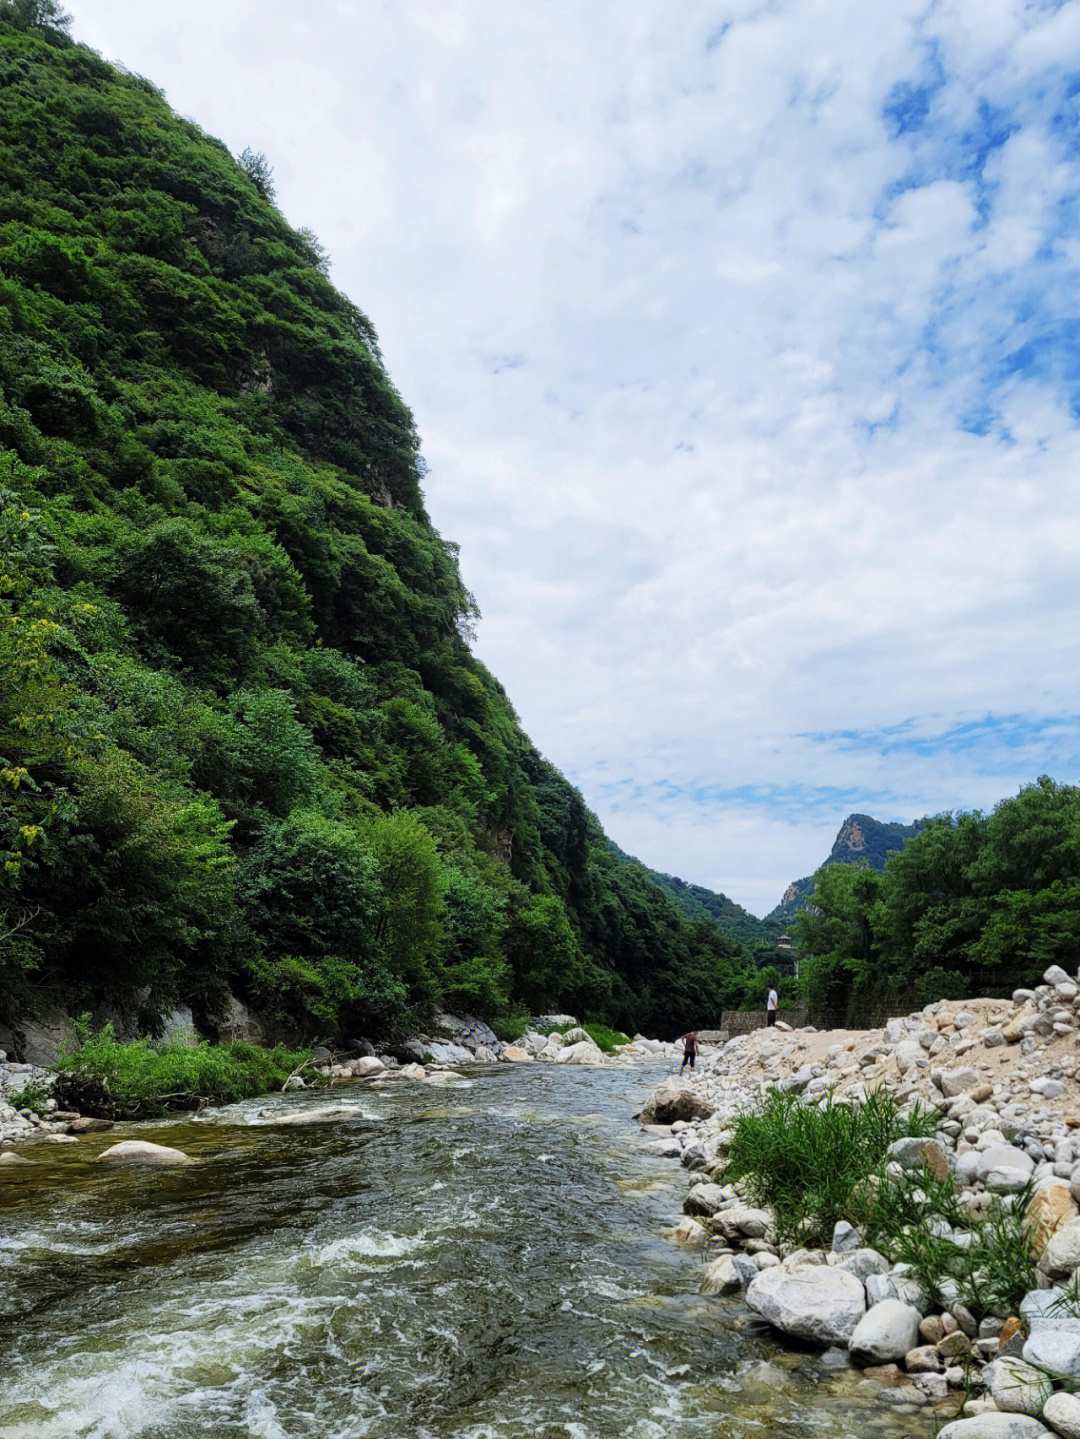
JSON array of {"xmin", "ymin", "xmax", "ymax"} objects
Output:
[{"xmin": 766, "ymin": 812, "xmax": 923, "ymax": 923}]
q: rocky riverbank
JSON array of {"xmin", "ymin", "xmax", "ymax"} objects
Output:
[
  {"xmin": 0, "ymin": 1012, "xmax": 674, "ymax": 1151},
  {"xmin": 637, "ymin": 968, "xmax": 1080, "ymax": 1438}
]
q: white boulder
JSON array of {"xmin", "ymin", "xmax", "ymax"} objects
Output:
[
  {"xmin": 96, "ymin": 1140, "xmax": 192, "ymax": 1166},
  {"xmin": 848, "ymin": 1299, "xmax": 922, "ymax": 1364},
  {"xmin": 745, "ymin": 1263, "xmax": 867, "ymax": 1347}
]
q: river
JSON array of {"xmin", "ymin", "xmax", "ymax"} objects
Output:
[{"xmin": 0, "ymin": 1060, "xmax": 936, "ymax": 1438}]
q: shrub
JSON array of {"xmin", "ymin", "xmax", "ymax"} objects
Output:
[
  {"xmin": 493, "ymin": 1006, "xmax": 531, "ymax": 1043},
  {"xmin": 5, "ymin": 1081, "xmax": 50, "ymax": 1115},
  {"xmin": 722, "ymin": 1087, "xmax": 939, "ymax": 1246},
  {"xmin": 56, "ymin": 1020, "xmax": 313, "ymax": 1118}
]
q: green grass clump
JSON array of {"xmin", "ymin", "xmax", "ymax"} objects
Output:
[
  {"xmin": 579, "ymin": 1022, "xmax": 631, "ymax": 1053},
  {"xmin": 5, "ymin": 1083, "xmax": 51, "ymax": 1116},
  {"xmin": 723, "ymin": 1086, "xmax": 939, "ymax": 1246},
  {"xmin": 860, "ymin": 1171, "xmax": 1038, "ymax": 1319},
  {"xmin": 57, "ymin": 1023, "xmax": 314, "ymax": 1118}
]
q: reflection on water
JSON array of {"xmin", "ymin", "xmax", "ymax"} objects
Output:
[{"xmin": 0, "ymin": 1063, "xmax": 938, "ymax": 1438}]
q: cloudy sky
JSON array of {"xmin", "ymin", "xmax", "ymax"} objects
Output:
[{"xmin": 72, "ymin": 0, "xmax": 1080, "ymax": 916}]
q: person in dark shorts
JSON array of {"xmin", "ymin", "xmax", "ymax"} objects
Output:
[
  {"xmin": 766, "ymin": 988, "xmax": 778, "ymax": 1026},
  {"xmin": 679, "ymin": 1030, "xmax": 698, "ymax": 1072}
]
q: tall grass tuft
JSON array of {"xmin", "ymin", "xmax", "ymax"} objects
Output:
[
  {"xmin": 722, "ymin": 1087, "xmax": 939, "ymax": 1246},
  {"xmin": 860, "ymin": 1172, "xmax": 1038, "ymax": 1319},
  {"xmin": 56, "ymin": 1022, "xmax": 314, "ymax": 1118}
]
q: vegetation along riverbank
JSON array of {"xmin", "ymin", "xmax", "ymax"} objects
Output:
[{"xmin": 637, "ymin": 966, "xmax": 1080, "ymax": 1436}]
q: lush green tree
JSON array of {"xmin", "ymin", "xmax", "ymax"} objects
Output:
[{"xmin": 0, "ymin": 15, "xmax": 767, "ymax": 1042}]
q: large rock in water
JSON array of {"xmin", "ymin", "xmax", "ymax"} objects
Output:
[
  {"xmin": 96, "ymin": 1140, "xmax": 191, "ymax": 1166},
  {"xmin": 638, "ymin": 1079, "xmax": 714, "ymax": 1124},
  {"xmin": 745, "ymin": 1264, "xmax": 866, "ymax": 1346}
]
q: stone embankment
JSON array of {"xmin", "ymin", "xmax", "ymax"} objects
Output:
[{"xmin": 638, "ymin": 968, "xmax": 1080, "ymax": 1438}]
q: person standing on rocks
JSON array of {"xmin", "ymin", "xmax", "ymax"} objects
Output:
[
  {"xmin": 766, "ymin": 988, "xmax": 778, "ymax": 1027},
  {"xmin": 678, "ymin": 1030, "xmax": 698, "ymax": 1073}
]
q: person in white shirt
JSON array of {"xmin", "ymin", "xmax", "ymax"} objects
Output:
[{"xmin": 766, "ymin": 988, "xmax": 778, "ymax": 1027}]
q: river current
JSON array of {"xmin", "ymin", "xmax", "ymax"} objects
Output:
[{"xmin": 0, "ymin": 1061, "xmax": 936, "ymax": 1439}]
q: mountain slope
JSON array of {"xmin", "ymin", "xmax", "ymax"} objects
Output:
[
  {"xmin": 766, "ymin": 813, "xmax": 923, "ymax": 924},
  {"xmin": 609, "ymin": 844, "xmax": 779, "ymax": 950},
  {"xmin": 0, "ymin": 5, "xmax": 750, "ymax": 1038}
]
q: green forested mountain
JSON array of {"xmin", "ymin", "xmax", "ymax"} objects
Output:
[
  {"xmin": 610, "ymin": 844, "xmax": 778, "ymax": 949},
  {"xmin": 0, "ymin": 3, "xmax": 752, "ymax": 1039},
  {"xmin": 795, "ymin": 779, "xmax": 1080, "ymax": 1022}
]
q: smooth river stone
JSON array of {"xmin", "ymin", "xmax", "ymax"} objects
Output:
[
  {"xmin": 937, "ymin": 1418, "xmax": 1052, "ymax": 1438},
  {"xmin": 848, "ymin": 1298, "xmax": 922, "ymax": 1364},
  {"xmin": 95, "ymin": 1140, "xmax": 191, "ymax": 1166},
  {"xmin": 1043, "ymin": 1391, "xmax": 1080, "ymax": 1439},
  {"xmin": 745, "ymin": 1263, "xmax": 866, "ymax": 1347}
]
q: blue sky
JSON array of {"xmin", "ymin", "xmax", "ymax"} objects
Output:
[{"xmin": 71, "ymin": 0, "xmax": 1080, "ymax": 915}]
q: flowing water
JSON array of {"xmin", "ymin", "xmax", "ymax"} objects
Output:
[{"xmin": 0, "ymin": 1062, "xmax": 938, "ymax": 1439}]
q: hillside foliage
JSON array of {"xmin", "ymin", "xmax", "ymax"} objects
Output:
[
  {"xmin": 795, "ymin": 778, "xmax": 1080, "ymax": 1022},
  {"xmin": 0, "ymin": 6, "xmax": 754, "ymax": 1041}
]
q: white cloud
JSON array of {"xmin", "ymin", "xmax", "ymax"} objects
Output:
[{"xmin": 70, "ymin": 0, "xmax": 1080, "ymax": 916}]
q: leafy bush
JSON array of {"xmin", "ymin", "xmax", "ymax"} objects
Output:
[
  {"xmin": 722, "ymin": 1087, "xmax": 939, "ymax": 1246},
  {"xmin": 5, "ymin": 1082, "xmax": 50, "ymax": 1115},
  {"xmin": 56, "ymin": 1020, "xmax": 313, "ymax": 1118},
  {"xmin": 493, "ymin": 1006, "xmax": 531, "ymax": 1043}
]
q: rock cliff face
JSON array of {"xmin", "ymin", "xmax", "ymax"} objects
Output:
[{"xmin": 767, "ymin": 813, "xmax": 922, "ymax": 923}]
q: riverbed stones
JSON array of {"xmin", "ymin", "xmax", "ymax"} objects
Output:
[
  {"xmin": 887, "ymin": 1136, "xmax": 951, "ymax": 1180},
  {"xmin": 67, "ymin": 1116, "xmax": 113, "ymax": 1134},
  {"xmin": 96, "ymin": 1140, "xmax": 192, "ymax": 1165},
  {"xmin": 984, "ymin": 1357, "xmax": 1054, "ymax": 1417},
  {"xmin": 670, "ymin": 1216, "xmax": 708, "ymax": 1246},
  {"xmin": 711, "ymin": 1204, "xmax": 772, "ymax": 1241},
  {"xmin": 1043, "ymin": 1391, "xmax": 1080, "ymax": 1438},
  {"xmin": 683, "ymin": 1183, "xmax": 725, "ymax": 1216},
  {"xmin": 848, "ymin": 1299, "xmax": 922, "ymax": 1364},
  {"xmin": 501, "ymin": 1046, "xmax": 533, "ymax": 1063},
  {"xmin": 263, "ymin": 1104, "xmax": 365, "ymax": 1125},
  {"xmin": 638, "ymin": 1079, "xmax": 715, "ymax": 1125},
  {"xmin": 1038, "ymin": 1217, "xmax": 1080, "ymax": 1277},
  {"xmin": 935, "ymin": 1067, "xmax": 980, "ymax": 1097},
  {"xmin": 905, "ymin": 1344, "xmax": 943, "ymax": 1372},
  {"xmin": 938, "ymin": 1418, "xmax": 1053, "ymax": 1438},
  {"xmin": 0, "ymin": 1150, "xmax": 33, "ymax": 1165},
  {"xmin": 1021, "ymin": 1289, "xmax": 1080, "ymax": 1379},
  {"xmin": 555, "ymin": 1039, "xmax": 603, "ymax": 1065},
  {"xmin": 700, "ymin": 1255, "xmax": 743, "ymax": 1295},
  {"xmin": 982, "ymin": 1144, "xmax": 1036, "ymax": 1193},
  {"xmin": 1027, "ymin": 1185, "xmax": 1078, "ymax": 1257},
  {"xmin": 745, "ymin": 1263, "xmax": 866, "ymax": 1346},
  {"xmin": 351, "ymin": 1056, "xmax": 386, "ymax": 1078}
]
